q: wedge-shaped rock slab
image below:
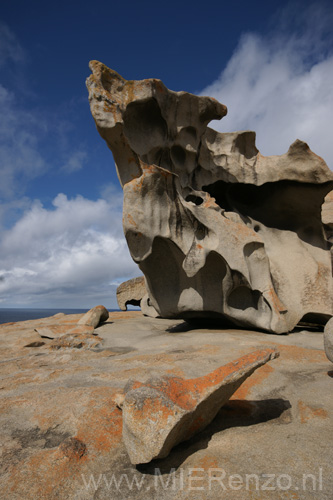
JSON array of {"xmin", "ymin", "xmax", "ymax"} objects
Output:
[{"xmin": 122, "ymin": 348, "xmax": 279, "ymax": 464}]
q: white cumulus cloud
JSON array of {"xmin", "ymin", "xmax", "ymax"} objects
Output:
[
  {"xmin": 201, "ymin": 3, "xmax": 333, "ymax": 167},
  {"xmin": 0, "ymin": 193, "xmax": 140, "ymax": 308}
]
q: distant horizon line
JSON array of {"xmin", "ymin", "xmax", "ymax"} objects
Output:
[{"xmin": 0, "ymin": 306, "xmax": 123, "ymax": 310}]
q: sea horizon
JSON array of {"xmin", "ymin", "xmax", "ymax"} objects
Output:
[{"xmin": 0, "ymin": 307, "xmax": 120, "ymax": 325}]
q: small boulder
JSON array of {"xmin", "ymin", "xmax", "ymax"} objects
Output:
[
  {"xmin": 122, "ymin": 347, "xmax": 279, "ymax": 464},
  {"xmin": 324, "ymin": 317, "xmax": 333, "ymax": 363},
  {"xmin": 77, "ymin": 305, "xmax": 109, "ymax": 328}
]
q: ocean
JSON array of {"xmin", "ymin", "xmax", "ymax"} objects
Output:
[{"xmin": 0, "ymin": 308, "xmax": 119, "ymax": 325}]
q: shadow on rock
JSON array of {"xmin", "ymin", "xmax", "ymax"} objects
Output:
[
  {"xmin": 165, "ymin": 318, "xmax": 239, "ymax": 333},
  {"xmin": 137, "ymin": 398, "xmax": 291, "ymax": 475},
  {"xmin": 166, "ymin": 319, "xmax": 289, "ymax": 335}
]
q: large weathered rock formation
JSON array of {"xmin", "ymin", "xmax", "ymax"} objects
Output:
[
  {"xmin": 87, "ymin": 61, "xmax": 333, "ymax": 333},
  {"xmin": 116, "ymin": 276, "xmax": 146, "ymax": 311}
]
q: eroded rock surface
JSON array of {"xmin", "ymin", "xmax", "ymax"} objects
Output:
[
  {"xmin": 116, "ymin": 277, "xmax": 146, "ymax": 311},
  {"xmin": 122, "ymin": 348, "xmax": 279, "ymax": 464},
  {"xmin": 87, "ymin": 62, "xmax": 333, "ymax": 333}
]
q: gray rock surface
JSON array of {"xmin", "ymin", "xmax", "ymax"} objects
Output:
[
  {"xmin": 87, "ymin": 62, "xmax": 333, "ymax": 333},
  {"xmin": 122, "ymin": 348, "xmax": 279, "ymax": 464},
  {"xmin": 324, "ymin": 317, "xmax": 333, "ymax": 362},
  {"xmin": 116, "ymin": 276, "xmax": 146, "ymax": 311}
]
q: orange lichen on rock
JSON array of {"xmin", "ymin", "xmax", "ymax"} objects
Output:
[
  {"xmin": 298, "ymin": 400, "xmax": 328, "ymax": 423},
  {"xmin": 193, "ymin": 454, "xmax": 220, "ymax": 471},
  {"xmin": 58, "ymin": 437, "xmax": 87, "ymax": 460},
  {"xmin": 122, "ymin": 347, "xmax": 279, "ymax": 464},
  {"xmin": 108, "ymin": 310, "xmax": 142, "ymax": 320},
  {"xmin": 128, "ymin": 348, "xmax": 278, "ymax": 411},
  {"xmin": 75, "ymin": 387, "xmax": 123, "ymax": 455},
  {"xmin": 231, "ymin": 363, "xmax": 274, "ymax": 400},
  {"xmin": 270, "ymin": 344, "xmax": 327, "ymax": 364}
]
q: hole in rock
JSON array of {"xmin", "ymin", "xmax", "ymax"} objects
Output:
[
  {"xmin": 125, "ymin": 299, "xmax": 141, "ymax": 308},
  {"xmin": 227, "ymin": 286, "xmax": 261, "ymax": 311},
  {"xmin": 177, "ymin": 126, "xmax": 198, "ymax": 148},
  {"xmin": 202, "ymin": 179, "xmax": 331, "ymax": 248},
  {"xmin": 298, "ymin": 312, "xmax": 330, "ymax": 328},
  {"xmin": 170, "ymin": 145, "xmax": 186, "ymax": 167},
  {"xmin": 123, "ymin": 98, "xmax": 168, "ymax": 155},
  {"xmin": 185, "ymin": 194, "xmax": 203, "ymax": 206}
]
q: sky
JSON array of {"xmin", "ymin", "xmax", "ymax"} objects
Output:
[{"xmin": 0, "ymin": 0, "xmax": 332, "ymax": 309}]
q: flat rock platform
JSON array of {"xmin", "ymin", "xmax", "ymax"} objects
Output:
[{"xmin": 0, "ymin": 311, "xmax": 332, "ymax": 499}]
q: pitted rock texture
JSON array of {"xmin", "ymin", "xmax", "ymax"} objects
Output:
[
  {"xmin": 116, "ymin": 276, "xmax": 147, "ymax": 311},
  {"xmin": 122, "ymin": 348, "xmax": 279, "ymax": 464},
  {"xmin": 87, "ymin": 61, "xmax": 333, "ymax": 333}
]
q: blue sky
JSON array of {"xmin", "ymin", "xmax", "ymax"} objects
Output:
[{"xmin": 0, "ymin": 0, "xmax": 332, "ymax": 308}]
